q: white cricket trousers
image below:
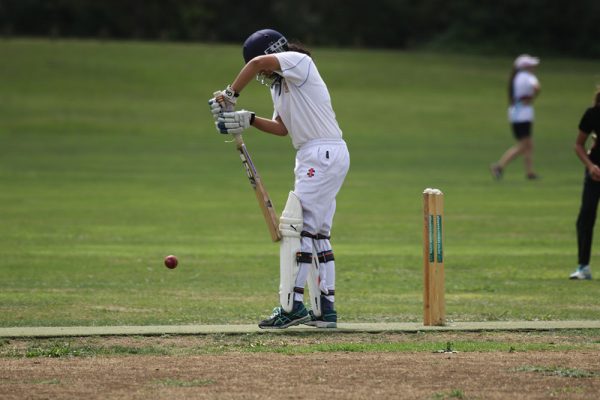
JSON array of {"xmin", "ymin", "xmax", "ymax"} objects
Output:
[{"xmin": 293, "ymin": 138, "xmax": 350, "ymax": 299}]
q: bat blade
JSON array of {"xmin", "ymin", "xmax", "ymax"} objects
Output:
[
  {"xmin": 235, "ymin": 135, "xmax": 282, "ymax": 242},
  {"xmin": 211, "ymin": 92, "xmax": 281, "ymax": 242}
]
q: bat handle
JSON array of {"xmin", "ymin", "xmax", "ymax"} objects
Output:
[{"xmin": 232, "ymin": 133, "xmax": 244, "ymax": 149}]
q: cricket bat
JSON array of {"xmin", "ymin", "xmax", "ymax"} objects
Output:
[
  {"xmin": 232, "ymin": 133, "xmax": 282, "ymax": 242},
  {"xmin": 213, "ymin": 91, "xmax": 281, "ymax": 242}
]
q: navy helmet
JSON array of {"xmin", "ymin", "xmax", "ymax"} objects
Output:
[{"xmin": 243, "ymin": 29, "xmax": 288, "ymax": 63}]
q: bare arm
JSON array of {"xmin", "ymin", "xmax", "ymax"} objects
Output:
[
  {"xmin": 216, "ymin": 55, "xmax": 287, "ymax": 136},
  {"xmin": 575, "ymin": 130, "xmax": 600, "ymax": 180},
  {"xmin": 228, "ymin": 55, "xmax": 287, "ymax": 136},
  {"xmin": 252, "ymin": 116, "xmax": 288, "ymax": 136},
  {"xmin": 230, "ymin": 55, "xmax": 281, "ymax": 94}
]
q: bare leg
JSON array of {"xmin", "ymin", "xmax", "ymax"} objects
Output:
[
  {"xmin": 498, "ymin": 140, "xmax": 526, "ymax": 169},
  {"xmin": 521, "ymin": 137, "xmax": 536, "ymax": 177}
]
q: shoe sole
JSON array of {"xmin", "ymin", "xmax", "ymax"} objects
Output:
[
  {"xmin": 258, "ymin": 314, "xmax": 311, "ymax": 329},
  {"xmin": 304, "ymin": 320, "xmax": 337, "ymax": 328},
  {"xmin": 569, "ymin": 276, "xmax": 592, "ymax": 280}
]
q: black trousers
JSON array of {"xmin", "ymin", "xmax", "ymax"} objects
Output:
[{"xmin": 576, "ymin": 171, "xmax": 600, "ymax": 265}]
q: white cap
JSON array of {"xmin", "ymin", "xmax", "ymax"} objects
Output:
[{"xmin": 514, "ymin": 54, "xmax": 540, "ymax": 69}]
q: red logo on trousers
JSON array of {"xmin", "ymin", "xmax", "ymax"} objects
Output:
[{"xmin": 307, "ymin": 168, "xmax": 315, "ymax": 177}]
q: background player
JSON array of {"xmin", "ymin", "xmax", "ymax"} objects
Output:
[
  {"xmin": 571, "ymin": 88, "xmax": 600, "ymax": 280},
  {"xmin": 491, "ymin": 54, "xmax": 541, "ymax": 180}
]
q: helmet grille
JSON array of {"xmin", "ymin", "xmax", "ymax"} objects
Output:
[{"xmin": 264, "ymin": 36, "xmax": 288, "ymax": 55}]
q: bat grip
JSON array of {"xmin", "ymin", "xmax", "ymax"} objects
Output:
[{"xmin": 233, "ymin": 133, "xmax": 244, "ymax": 149}]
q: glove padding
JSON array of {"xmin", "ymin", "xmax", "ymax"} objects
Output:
[
  {"xmin": 208, "ymin": 97, "xmax": 224, "ymax": 119},
  {"xmin": 208, "ymin": 85, "xmax": 237, "ymax": 119},
  {"xmin": 221, "ymin": 84, "xmax": 238, "ymax": 107},
  {"xmin": 216, "ymin": 110, "xmax": 255, "ymax": 135}
]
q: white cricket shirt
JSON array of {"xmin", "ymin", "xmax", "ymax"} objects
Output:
[
  {"xmin": 508, "ymin": 70, "xmax": 540, "ymax": 123},
  {"xmin": 271, "ymin": 52, "xmax": 343, "ymax": 149}
]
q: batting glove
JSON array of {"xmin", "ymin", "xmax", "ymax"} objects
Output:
[
  {"xmin": 221, "ymin": 84, "xmax": 239, "ymax": 106},
  {"xmin": 208, "ymin": 97, "xmax": 223, "ymax": 120},
  {"xmin": 216, "ymin": 110, "xmax": 255, "ymax": 135},
  {"xmin": 208, "ymin": 85, "xmax": 238, "ymax": 119},
  {"xmin": 214, "ymin": 85, "xmax": 238, "ymax": 111}
]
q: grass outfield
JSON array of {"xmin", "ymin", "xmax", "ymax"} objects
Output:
[{"xmin": 0, "ymin": 39, "xmax": 599, "ymax": 327}]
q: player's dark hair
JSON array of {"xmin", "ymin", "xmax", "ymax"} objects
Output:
[
  {"xmin": 288, "ymin": 41, "xmax": 311, "ymax": 57},
  {"xmin": 508, "ymin": 67, "xmax": 518, "ymax": 105}
]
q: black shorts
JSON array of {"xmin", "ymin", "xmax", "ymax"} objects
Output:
[{"xmin": 511, "ymin": 121, "xmax": 532, "ymax": 140}]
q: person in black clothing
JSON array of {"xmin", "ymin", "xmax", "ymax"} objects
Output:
[{"xmin": 571, "ymin": 88, "xmax": 600, "ymax": 280}]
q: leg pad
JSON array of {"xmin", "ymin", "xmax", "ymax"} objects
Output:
[{"xmin": 279, "ymin": 192, "xmax": 303, "ymax": 312}]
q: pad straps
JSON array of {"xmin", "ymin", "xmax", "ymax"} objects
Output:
[
  {"xmin": 296, "ymin": 250, "xmax": 334, "ymax": 264},
  {"xmin": 301, "ymin": 230, "xmax": 330, "ymax": 240},
  {"xmin": 317, "ymin": 250, "xmax": 335, "ymax": 263},
  {"xmin": 296, "ymin": 252, "xmax": 313, "ymax": 264}
]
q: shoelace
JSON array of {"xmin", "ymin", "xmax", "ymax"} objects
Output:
[{"xmin": 269, "ymin": 307, "xmax": 283, "ymax": 318}]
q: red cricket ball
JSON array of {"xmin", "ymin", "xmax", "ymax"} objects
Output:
[{"xmin": 164, "ymin": 255, "xmax": 178, "ymax": 269}]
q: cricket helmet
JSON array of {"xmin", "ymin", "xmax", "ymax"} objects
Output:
[{"xmin": 243, "ymin": 29, "xmax": 288, "ymax": 63}]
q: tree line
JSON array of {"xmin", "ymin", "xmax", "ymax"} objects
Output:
[{"xmin": 1, "ymin": 0, "xmax": 598, "ymax": 57}]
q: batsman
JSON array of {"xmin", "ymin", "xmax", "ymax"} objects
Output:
[{"xmin": 208, "ymin": 29, "xmax": 350, "ymax": 329}]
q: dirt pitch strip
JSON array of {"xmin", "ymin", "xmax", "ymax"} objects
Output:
[{"xmin": 1, "ymin": 321, "xmax": 599, "ymax": 399}]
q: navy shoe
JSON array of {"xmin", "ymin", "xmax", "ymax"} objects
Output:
[
  {"xmin": 258, "ymin": 301, "xmax": 310, "ymax": 329},
  {"xmin": 305, "ymin": 296, "xmax": 337, "ymax": 328}
]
